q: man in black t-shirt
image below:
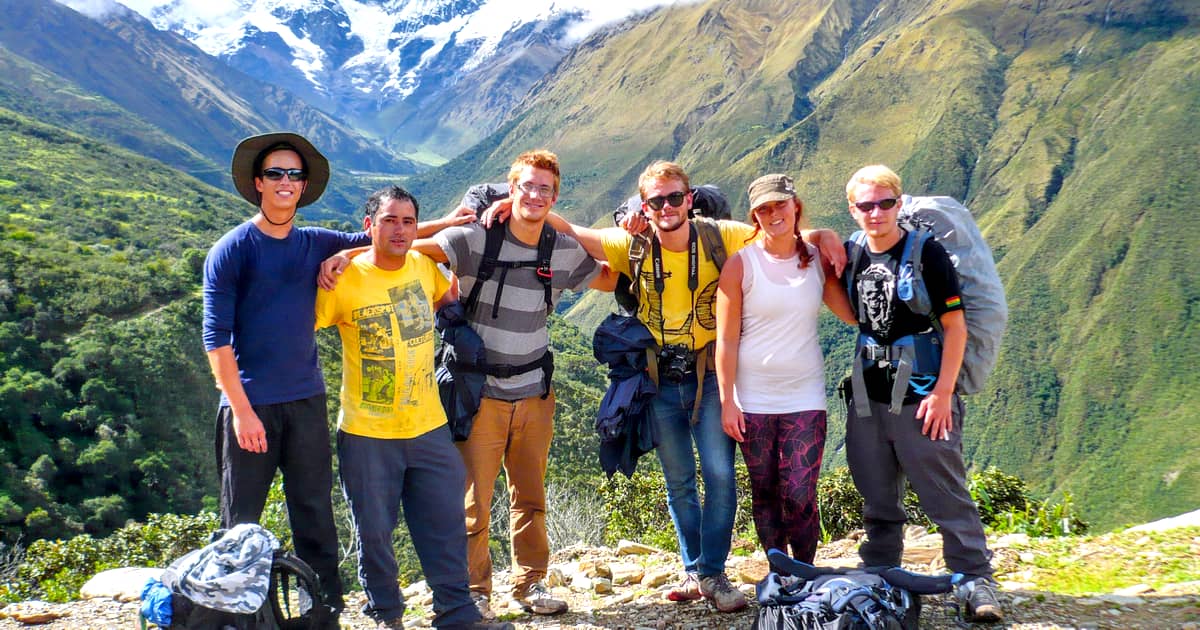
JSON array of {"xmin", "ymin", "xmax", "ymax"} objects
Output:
[{"xmin": 842, "ymin": 165, "xmax": 1003, "ymax": 624}]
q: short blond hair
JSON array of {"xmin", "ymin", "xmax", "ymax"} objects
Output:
[
  {"xmin": 508, "ymin": 149, "xmax": 561, "ymax": 195},
  {"xmin": 638, "ymin": 160, "xmax": 690, "ymax": 200},
  {"xmin": 845, "ymin": 164, "xmax": 902, "ymax": 203}
]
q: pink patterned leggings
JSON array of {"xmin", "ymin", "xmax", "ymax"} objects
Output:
[{"xmin": 738, "ymin": 410, "xmax": 827, "ymax": 562}]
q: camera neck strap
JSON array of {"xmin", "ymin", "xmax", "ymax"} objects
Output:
[{"xmin": 650, "ymin": 222, "xmax": 699, "ymax": 351}]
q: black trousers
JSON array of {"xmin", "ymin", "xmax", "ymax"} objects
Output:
[
  {"xmin": 215, "ymin": 394, "xmax": 345, "ymax": 610},
  {"xmin": 845, "ymin": 394, "xmax": 993, "ymax": 577}
]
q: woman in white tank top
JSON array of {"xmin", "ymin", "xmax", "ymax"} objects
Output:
[{"xmin": 715, "ymin": 174, "xmax": 854, "ymax": 562}]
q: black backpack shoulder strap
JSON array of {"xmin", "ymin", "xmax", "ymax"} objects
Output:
[
  {"xmin": 536, "ymin": 223, "xmax": 556, "ymax": 314},
  {"xmin": 270, "ymin": 552, "xmax": 323, "ymax": 629},
  {"xmin": 693, "ymin": 217, "xmax": 727, "ymax": 270},
  {"xmin": 845, "ymin": 230, "xmax": 867, "ymax": 323},
  {"xmin": 462, "ymin": 222, "xmax": 508, "ymax": 315},
  {"xmin": 626, "ymin": 233, "xmax": 650, "ymax": 303}
]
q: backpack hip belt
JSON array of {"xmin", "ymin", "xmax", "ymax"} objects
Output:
[
  {"xmin": 448, "ymin": 351, "xmax": 555, "ymax": 399},
  {"xmin": 850, "ymin": 330, "xmax": 943, "ymax": 417}
]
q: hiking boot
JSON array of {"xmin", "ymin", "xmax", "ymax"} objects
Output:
[
  {"xmin": 666, "ymin": 572, "xmax": 702, "ymax": 602},
  {"xmin": 699, "ymin": 573, "xmax": 747, "ymax": 612},
  {"xmin": 445, "ymin": 623, "xmax": 515, "ymax": 630},
  {"xmin": 957, "ymin": 577, "xmax": 1004, "ymax": 623},
  {"xmin": 471, "ymin": 592, "xmax": 496, "ymax": 621},
  {"xmin": 375, "ymin": 616, "xmax": 404, "ymax": 629},
  {"xmin": 512, "ymin": 581, "xmax": 568, "ymax": 615}
]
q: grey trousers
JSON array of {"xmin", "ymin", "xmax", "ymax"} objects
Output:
[{"xmin": 845, "ymin": 394, "xmax": 993, "ymax": 577}]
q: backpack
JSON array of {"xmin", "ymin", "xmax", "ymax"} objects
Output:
[
  {"xmin": 754, "ymin": 572, "xmax": 920, "ymax": 630},
  {"xmin": 462, "ymin": 221, "xmax": 557, "ymax": 318},
  {"xmin": 143, "ymin": 525, "xmax": 331, "ymax": 630},
  {"xmin": 162, "ymin": 551, "xmax": 328, "ymax": 629},
  {"xmin": 612, "ymin": 184, "xmax": 733, "ymax": 224},
  {"xmin": 448, "ymin": 218, "xmax": 556, "ymax": 404},
  {"xmin": 754, "ymin": 549, "xmax": 963, "ymax": 630},
  {"xmin": 844, "ymin": 195, "xmax": 1007, "ymax": 404},
  {"xmin": 626, "ymin": 217, "xmax": 728, "ymax": 306}
]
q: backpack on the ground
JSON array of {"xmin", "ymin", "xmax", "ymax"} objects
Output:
[
  {"xmin": 756, "ymin": 549, "xmax": 965, "ymax": 630},
  {"xmin": 141, "ymin": 525, "xmax": 331, "ymax": 630},
  {"xmin": 754, "ymin": 571, "xmax": 920, "ymax": 630},
  {"xmin": 844, "ymin": 195, "xmax": 1007, "ymax": 407}
]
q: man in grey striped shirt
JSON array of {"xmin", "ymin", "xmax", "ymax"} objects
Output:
[{"xmin": 413, "ymin": 149, "xmax": 615, "ymax": 619}]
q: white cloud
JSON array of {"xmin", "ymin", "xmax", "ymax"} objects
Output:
[{"xmin": 56, "ymin": 0, "xmax": 124, "ymax": 18}]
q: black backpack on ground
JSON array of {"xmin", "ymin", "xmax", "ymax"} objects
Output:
[
  {"xmin": 755, "ymin": 549, "xmax": 967, "ymax": 630},
  {"xmin": 163, "ymin": 551, "xmax": 331, "ymax": 629}
]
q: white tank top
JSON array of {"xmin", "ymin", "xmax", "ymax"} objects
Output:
[{"xmin": 734, "ymin": 242, "xmax": 827, "ymax": 413}]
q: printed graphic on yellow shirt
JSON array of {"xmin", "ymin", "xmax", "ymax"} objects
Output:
[
  {"xmin": 634, "ymin": 268, "xmax": 720, "ymax": 348},
  {"xmin": 352, "ymin": 280, "xmax": 434, "ymax": 411}
]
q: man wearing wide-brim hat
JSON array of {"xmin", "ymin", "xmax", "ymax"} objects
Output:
[{"xmin": 201, "ymin": 132, "xmax": 369, "ymax": 622}]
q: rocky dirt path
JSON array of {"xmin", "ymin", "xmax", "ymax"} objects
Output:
[{"xmin": 3, "ymin": 528, "xmax": 1198, "ymax": 629}]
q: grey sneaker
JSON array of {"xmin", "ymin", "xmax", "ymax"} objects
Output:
[
  {"xmin": 375, "ymin": 616, "xmax": 404, "ymax": 629},
  {"xmin": 699, "ymin": 573, "xmax": 747, "ymax": 612},
  {"xmin": 513, "ymin": 581, "xmax": 568, "ymax": 615},
  {"xmin": 957, "ymin": 577, "xmax": 1004, "ymax": 623},
  {"xmin": 666, "ymin": 572, "xmax": 702, "ymax": 602},
  {"xmin": 471, "ymin": 592, "xmax": 496, "ymax": 621}
]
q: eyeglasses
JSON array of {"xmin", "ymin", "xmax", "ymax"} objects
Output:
[
  {"xmin": 261, "ymin": 167, "xmax": 308, "ymax": 181},
  {"xmin": 853, "ymin": 198, "xmax": 898, "ymax": 212},
  {"xmin": 644, "ymin": 191, "xmax": 688, "ymax": 212},
  {"xmin": 517, "ymin": 181, "xmax": 554, "ymax": 198}
]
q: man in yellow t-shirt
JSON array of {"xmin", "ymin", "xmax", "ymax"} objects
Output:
[
  {"xmin": 316, "ymin": 186, "xmax": 510, "ymax": 630},
  {"xmin": 540, "ymin": 161, "xmax": 844, "ymax": 614}
]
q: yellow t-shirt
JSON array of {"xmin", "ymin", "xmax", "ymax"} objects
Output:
[
  {"xmin": 600, "ymin": 220, "xmax": 758, "ymax": 349},
  {"xmin": 315, "ymin": 251, "xmax": 450, "ymax": 439}
]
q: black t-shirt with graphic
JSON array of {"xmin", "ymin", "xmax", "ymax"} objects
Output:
[{"xmin": 845, "ymin": 229, "xmax": 964, "ymax": 403}]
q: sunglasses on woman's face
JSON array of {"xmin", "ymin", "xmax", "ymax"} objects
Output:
[
  {"xmin": 261, "ymin": 167, "xmax": 308, "ymax": 182},
  {"xmin": 644, "ymin": 191, "xmax": 688, "ymax": 212}
]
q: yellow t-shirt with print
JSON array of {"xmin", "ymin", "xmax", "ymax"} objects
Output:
[
  {"xmin": 600, "ymin": 220, "xmax": 758, "ymax": 350},
  {"xmin": 315, "ymin": 251, "xmax": 450, "ymax": 439}
]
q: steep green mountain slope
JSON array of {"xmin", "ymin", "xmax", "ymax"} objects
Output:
[
  {"xmin": 0, "ymin": 107, "xmax": 250, "ymax": 538},
  {"xmin": 0, "ymin": 0, "xmax": 413, "ymax": 219},
  {"xmin": 408, "ymin": 0, "xmax": 1200, "ymax": 528}
]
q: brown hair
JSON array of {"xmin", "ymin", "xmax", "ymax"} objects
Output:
[
  {"xmin": 508, "ymin": 149, "xmax": 561, "ymax": 195},
  {"xmin": 638, "ymin": 160, "xmax": 690, "ymax": 199}
]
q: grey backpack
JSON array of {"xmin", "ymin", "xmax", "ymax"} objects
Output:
[{"xmin": 896, "ymin": 195, "xmax": 1007, "ymax": 394}]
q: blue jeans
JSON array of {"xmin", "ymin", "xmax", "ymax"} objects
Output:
[
  {"xmin": 651, "ymin": 370, "xmax": 737, "ymax": 577},
  {"xmin": 338, "ymin": 425, "xmax": 480, "ymax": 627}
]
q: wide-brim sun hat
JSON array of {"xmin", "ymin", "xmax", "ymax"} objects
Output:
[{"xmin": 230, "ymin": 132, "xmax": 329, "ymax": 208}]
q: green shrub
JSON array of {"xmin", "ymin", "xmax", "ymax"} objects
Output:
[
  {"xmin": 600, "ymin": 471, "xmax": 677, "ymax": 551},
  {"xmin": 11, "ymin": 511, "xmax": 219, "ymax": 602}
]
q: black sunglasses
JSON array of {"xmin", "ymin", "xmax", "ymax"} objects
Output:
[
  {"xmin": 853, "ymin": 198, "xmax": 898, "ymax": 212},
  {"xmin": 644, "ymin": 191, "xmax": 688, "ymax": 212},
  {"xmin": 261, "ymin": 167, "xmax": 308, "ymax": 181}
]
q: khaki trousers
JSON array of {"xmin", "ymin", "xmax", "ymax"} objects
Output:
[{"xmin": 458, "ymin": 392, "xmax": 555, "ymax": 596}]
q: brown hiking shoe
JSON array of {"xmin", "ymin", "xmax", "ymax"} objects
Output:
[
  {"xmin": 512, "ymin": 581, "xmax": 568, "ymax": 615},
  {"xmin": 957, "ymin": 577, "xmax": 1004, "ymax": 623},
  {"xmin": 471, "ymin": 592, "xmax": 496, "ymax": 621},
  {"xmin": 666, "ymin": 572, "xmax": 702, "ymax": 602},
  {"xmin": 699, "ymin": 573, "xmax": 747, "ymax": 612}
]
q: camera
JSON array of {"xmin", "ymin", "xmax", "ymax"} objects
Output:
[{"xmin": 658, "ymin": 344, "xmax": 695, "ymax": 383}]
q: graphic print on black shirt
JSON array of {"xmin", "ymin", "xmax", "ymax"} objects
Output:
[{"xmin": 857, "ymin": 262, "xmax": 896, "ymax": 339}]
